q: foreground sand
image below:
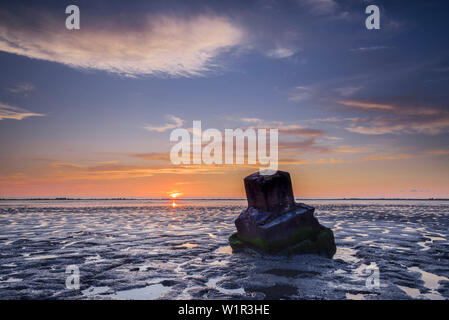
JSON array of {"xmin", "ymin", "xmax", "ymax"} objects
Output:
[{"xmin": 0, "ymin": 199, "xmax": 448, "ymax": 299}]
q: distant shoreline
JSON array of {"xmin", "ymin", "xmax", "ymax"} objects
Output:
[{"xmin": 1, "ymin": 197, "xmax": 449, "ymax": 201}]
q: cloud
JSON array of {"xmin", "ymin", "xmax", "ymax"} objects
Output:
[
  {"xmin": 144, "ymin": 115, "xmax": 183, "ymax": 132},
  {"xmin": 278, "ymin": 157, "xmax": 343, "ymax": 165},
  {"xmin": 335, "ymin": 100, "xmax": 449, "ymax": 135},
  {"xmin": 338, "ymin": 100, "xmax": 395, "ymax": 111},
  {"xmin": 8, "ymin": 83, "xmax": 35, "ymax": 96},
  {"xmin": 0, "ymin": 11, "xmax": 244, "ymax": 77},
  {"xmin": 344, "ymin": 113, "xmax": 449, "ymax": 135},
  {"xmin": 266, "ymin": 47, "xmax": 297, "ymax": 59},
  {"xmin": 279, "ymin": 138, "xmax": 330, "ymax": 153},
  {"xmin": 45, "ymin": 162, "xmax": 230, "ymax": 181},
  {"xmin": 279, "ymin": 125, "xmax": 325, "ymax": 137},
  {"xmin": 280, "ymin": 152, "xmax": 418, "ymax": 167},
  {"xmin": 289, "ymin": 86, "xmax": 313, "ymax": 102},
  {"xmin": 299, "ymin": 0, "xmax": 338, "ymax": 15},
  {"xmin": 345, "ymin": 126, "xmax": 397, "ymax": 135},
  {"xmin": 0, "ymin": 172, "xmax": 28, "ymax": 186},
  {"xmin": 51, "ymin": 162, "xmax": 83, "ymax": 169},
  {"xmin": 241, "ymin": 118, "xmax": 263, "ymax": 123},
  {"xmin": 333, "ymin": 146, "xmax": 368, "ymax": 154},
  {"xmin": 0, "ymin": 102, "xmax": 44, "ymax": 120},
  {"xmin": 426, "ymin": 150, "xmax": 449, "ymax": 156},
  {"xmin": 361, "ymin": 154, "xmax": 413, "ymax": 161},
  {"xmin": 130, "ymin": 153, "xmax": 170, "ymax": 161},
  {"xmin": 334, "ymin": 86, "xmax": 362, "ymax": 97},
  {"xmin": 350, "ymin": 46, "xmax": 392, "ymax": 53},
  {"xmin": 235, "ymin": 117, "xmax": 324, "ymax": 138}
]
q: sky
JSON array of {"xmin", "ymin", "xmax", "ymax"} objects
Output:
[{"xmin": 0, "ymin": 0, "xmax": 449, "ymax": 198}]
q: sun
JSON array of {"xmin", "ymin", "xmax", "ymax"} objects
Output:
[{"xmin": 168, "ymin": 192, "xmax": 183, "ymax": 199}]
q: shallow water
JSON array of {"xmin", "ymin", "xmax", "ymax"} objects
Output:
[{"xmin": 0, "ymin": 199, "xmax": 448, "ymax": 300}]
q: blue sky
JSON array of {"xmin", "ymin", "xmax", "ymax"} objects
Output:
[{"xmin": 0, "ymin": 0, "xmax": 449, "ymax": 197}]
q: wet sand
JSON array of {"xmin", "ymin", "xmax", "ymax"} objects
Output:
[{"xmin": 0, "ymin": 199, "xmax": 448, "ymax": 299}]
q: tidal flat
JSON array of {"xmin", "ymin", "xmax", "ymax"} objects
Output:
[{"xmin": 0, "ymin": 199, "xmax": 448, "ymax": 300}]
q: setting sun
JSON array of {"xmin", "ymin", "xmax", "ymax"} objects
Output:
[{"xmin": 169, "ymin": 192, "xmax": 183, "ymax": 199}]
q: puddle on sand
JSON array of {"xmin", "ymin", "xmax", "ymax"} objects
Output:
[
  {"xmin": 345, "ymin": 292, "xmax": 378, "ymax": 300},
  {"xmin": 175, "ymin": 243, "xmax": 199, "ymax": 249},
  {"xmin": 0, "ymin": 277, "xmax": 23, "ymax": 283},
  {"xmin": 25, "ymin": 254, "xmax": 58, "ymax": 261},
  {"xmin": 333, "ymin": 247, "xmax": 360, "ymax": 264},
  {"xmin": 107, "ymin": 283, "xmax": 169, "ymax": 300},
  {"xmin": 398, "ymin": 285, "xmax": 421, "ymax": 299},
  {"xmin": 215, "ymin": 246, "xmax": 233, "ymax": 255},
  {"xmin": 407, "ymin": 266, "xmax": 448, "ymax": 300},
  {"xmin": 249, "ymin": 284, "xmax": 298, "ymax": 299},
  {"xmin": 206, "ymin": 277, "xmax": 245, "ymax": 296},
  {"xmin": 1, "ymin": 263, "xmax": 17, "ymax": 267},
  {"xmin": 82, "ymin": 286, "xmax": 110, "ymax": 298},
  {"xmin": 417, "ymin": 235, "xmax": 446, "ymax": 251},
  {"xmin": 346, "ymin": 293, "xmax": 365, "ymax": 300}
]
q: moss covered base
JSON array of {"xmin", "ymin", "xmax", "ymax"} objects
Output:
[{"xmin": 229, "ymin": 226, "xmax": 336, "ymax": 257}]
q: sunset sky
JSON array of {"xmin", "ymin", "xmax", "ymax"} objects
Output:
[{"xmin": 1, "ymin": 0, "xmax": 449, "ymax": 198}]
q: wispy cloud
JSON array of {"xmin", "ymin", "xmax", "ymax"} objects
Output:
[
  {"xmin": 350, "ymin": 46, "xmax": 392, "ymax": 53},
  {"xmin": 8, "ymin": 83, "xmax": 35, "ymax": 96},
  {"xmin": 45, "ymin": 161, "xmax": 231, "ymax": 181},
  {"xmin": 0, "ymin": 102, "xmax": 44, "ymax": 120},
  {"xmin": 338, "ymin": 100, "xmax": 449, "ymax": 135},
  {"xmin": 279, "ymin": 125, "xmax": 325, "ymax": 137},
  {"xmin": 279, "ymin": 138, "xmax": 330, "ymax": 153},
  {"xmin": 235, "ymin": 117, "xmax": 325, "ymax": 138},
  {"xmin": 299, "ymin": 0, "xmax": 338, "ymax": 15},
  {"xmin": 130, "ymin": 153, "xmax": 170, "ymax": 161},
  {"xmin": 51, "ymin": 162, "xmax": 83, "ymax": 169},
  {"xmin": 426, "ymin": 150, "xmax": 449, "ymax": 156},
  {"xmin": 337, "ymin": 100, "xmax": 441, "ymax": 116},
  {"xmin": 334, "ymin": 86, "xmax": 362, "ymax": 97},
  {"xmin": 338, "ymin": 100, "xmax": 395, "ymax": 111},
  {"xmin": 333, "ymin": 146, "xmax": 368, "ymax": 154},
  {"xmin": 280, "ymin": 152, "xmax": 417, "ymax": 167},
  {"xmin": 144, "ymin": 115, "xmax": 183, "ymax": 132},
  {"xmin": 361, "ymin": 154, "xmax": 413, "ymax": 161},
  {"xmin": 288, "ymin": 86, "xmax": 313, "ymax": 102},
  {"xmin": 0, "ymin": 172, "xmax": 28, "ymax": 186},
  {"xmin": 241, "ymin": 117, "xmax": 263, "ymax": 123},
  {"xmin": 266, "ymin": 47, "xmax": 297, "ymax": 59},
  {"xmin": 0, "ymin": 10, "xmax": 244, "ymax": 77},
  {"xmin": 278, "ymin": 157, "xmax": 343, "ymax": 165},
  {"xmin": 345, "ymin": 115, "xmax": 449, "ymax": 135}
]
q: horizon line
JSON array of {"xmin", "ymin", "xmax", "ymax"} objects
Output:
[{"xmin": 1, "ymin": 197, "xmax": 449, "ymax": 201}]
